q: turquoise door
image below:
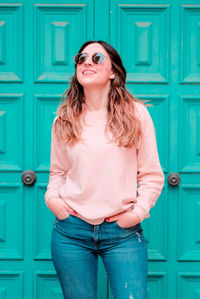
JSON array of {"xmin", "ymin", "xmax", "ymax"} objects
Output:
[{"xmin": 0, "ymin": 0, "xmax": 200, "ymax": 298}]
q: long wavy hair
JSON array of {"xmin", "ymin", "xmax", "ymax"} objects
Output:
[{"xmin": 54, "ymin": 40, "xmax": 149, "ymax": 148}]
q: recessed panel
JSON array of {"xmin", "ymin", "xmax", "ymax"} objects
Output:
[
  {"xmin": 34, "ymin": 94, "xmax": 62, "ymax": 171},
  {"xmin": 180, "ymin": 6, "xmax": 200, "ymax": 83},
  {"xmin": 180, "ymin": 96, "xmax": 200, "ymax": 172},
  {"xmin": 178, "ymin": 273, "xmax": 200, "ymax": 299},
  {"xmin": 142, "ymin": 189, "xmax": 167, "ymax": 261},
  {"xmin": 34, "ymin": 271, "xmax": 62, "ymax": 299},
  {"xmin": 34, "ymin": 4, "xmax": 92, "ymax": 82},
  {"xmin": 178, "ymin": 186, "xmax": 200, "ymax": 261},
  {"xmin": 0, "ymin": 271, "xmax": 23, "ymax": 298},
  {"xmin": 0, "ymin": 4, "xmax": 23, "ymax": 82},
  {"xmin": 0, "ymin": 94, "xmax": 23, "ymax": 171},
  {"xmin": 113, "ymin": 5, "xmax": 170, "ymax": 83},
  {"xmin": 147, "ymin": 272, "xmax": 167, "ymax": 299},
  {"xmin": 34, "ymin": 183, "xmax": 55, "ymax": 260},
  {"xmin": 0, "ymin": 184, "xmax": 23, "ymax": 259}
]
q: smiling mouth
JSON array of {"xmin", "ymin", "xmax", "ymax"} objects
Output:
[{"xmin": 82, "ymin": 71, "xmax": 96, "ymax": 75}]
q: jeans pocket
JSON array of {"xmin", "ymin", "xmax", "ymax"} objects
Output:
[
  {"xmin": 56, "ymin": 214, "xmax": 71, "ymax": 222},
  {"xmin": 114, "ymin": 221, "xmax": 142, "ymax": 231},
  {"xmin": 54, "ymin": 215, "xmax": 72, "ymax": 233}
]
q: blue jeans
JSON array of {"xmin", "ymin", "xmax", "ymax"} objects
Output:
[{"xmin": 51, "ymin": 215, "xmax": 148, "ymax": 299}]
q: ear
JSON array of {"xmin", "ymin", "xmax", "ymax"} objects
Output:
[{"xmin": 109, "ymin": 71, "xmax": 115, "ymax": 79}]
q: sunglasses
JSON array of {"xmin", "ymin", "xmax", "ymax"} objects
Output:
[{"xmin": 74, "ymin": 52, "xmax": 107, "ymax": 65}]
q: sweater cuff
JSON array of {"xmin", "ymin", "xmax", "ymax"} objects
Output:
[
  {"xmin": 132, "ymin": 205, "xmax": 150, "ymax": 223},
  {"xmin": 44, "ymin": 190, "xmax": 59, "ymax": 207}
]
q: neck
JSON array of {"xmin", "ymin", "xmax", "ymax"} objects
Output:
[{"xmin": 83, "ymin": 82, "xmax": 110, "ymax": 111}]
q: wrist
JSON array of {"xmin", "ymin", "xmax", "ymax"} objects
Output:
[
  {"xmin": 131, "ymin": 212, "xmax": 141, "ymax": 223},
  {"xmin": 46, "ymin": 196, "xmax": 58, "ymax": 207}
]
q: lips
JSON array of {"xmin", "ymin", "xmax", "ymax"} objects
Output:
[{"xmin": 82, "ymin": 69, "xmax": 96, "ymax": 75}]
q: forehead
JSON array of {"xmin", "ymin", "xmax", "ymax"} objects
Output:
[{"xmin": 81, "ymin": 43, "xmax": 108, "ymax": 55}]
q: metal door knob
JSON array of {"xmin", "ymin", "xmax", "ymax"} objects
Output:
[
  {"xmin": 167, "ymin": 173, "xmax": 180, "ymax": 186},
  {"xmin": 22, "ymin": 170, "xmax": 37, "ymax": 186}
]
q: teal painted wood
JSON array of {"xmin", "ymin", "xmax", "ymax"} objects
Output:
[
  {"xmin": 0, "ymin": 0, "xmax": 200, "ymax": 298},
  {"xmin": 110, "ymin": 1, "xmax": 200, "ymax": 298}
]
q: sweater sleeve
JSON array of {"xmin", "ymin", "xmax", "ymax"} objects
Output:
[
  {"xmin": 132, "ymin": 105, "xmax": 165, "ymax": 222},
  {"xmin": 44, "ymin": 117, "xmax": 70, "ymax": 206}
]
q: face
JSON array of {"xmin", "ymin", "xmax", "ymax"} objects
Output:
[{"xmin": 76, "ymin": 43, "xmax": 115, "ymax": 88}]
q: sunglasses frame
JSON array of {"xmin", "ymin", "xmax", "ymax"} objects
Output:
[{"xmin": 74, "ymin": 52, "xmax": 106, "ymax": 65}]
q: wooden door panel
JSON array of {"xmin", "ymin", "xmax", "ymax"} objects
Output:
[
  {"xmin": 0, "ymin": 95, "xmax": 23, "ymax": 171},
  {"xmin": 34, "ymin": 3, "xmax": 93, "ymax": 83},
  {"xmin": 110, "ymin": 1, "xmax": 200, "ymax": 298},
  {"xmin": 1, "ymin": 0, "xmax": 200, "ymax": 298},
  {"xmin": 180, "ymin": 6, "xmax": 200, "ymax": 83},
  {"xmin": 178, "ymin": 273, "xmax": 200, "ymax": 299},
  {"xmin": 0, "ymin": 272, "xmax": 23, "ymax": 299},
  {"xmin": 110, "ymin": 3, "xmax": 170, "ymax": 83},
  {"xmin": 178, "ymin": 186, "xmax": 200, "ymax": 261},
  {"xmin": 0, "ymin": 4, "xmax": 23, "ymax": 82},
  {"xmin": 180, "ymin": 96, "xmax": 200, "ymax": 172},
  {"xmin": 0, "ymin": 184, "xmax": 23, "ymax": 260}
]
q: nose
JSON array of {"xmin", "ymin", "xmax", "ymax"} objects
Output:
[{"xmin": 84, "ymin": 55, "xmax": 93, "ymax": 65}]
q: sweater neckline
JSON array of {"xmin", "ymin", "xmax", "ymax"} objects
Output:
[{"xmin": 83, "ymin": 108, "xmax": 107, "ymax": 126}]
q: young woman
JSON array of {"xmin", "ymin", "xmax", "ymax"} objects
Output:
[{"xmin": 45, "ymin": 40, "xmax": 165, "ymax": 299}]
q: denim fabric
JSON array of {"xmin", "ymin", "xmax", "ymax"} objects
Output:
[{"xmin": 51, "ymin": 215, "xmax": 148, "ymax": 299}]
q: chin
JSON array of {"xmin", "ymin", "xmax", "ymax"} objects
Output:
[{"xmin": 79, "ymin": 81, "xmax": 103, "ymax": 88}]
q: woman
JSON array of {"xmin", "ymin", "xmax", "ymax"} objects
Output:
[{"xmin": 45, "ymin": 40, "xmax": 165, "ymax": 299}]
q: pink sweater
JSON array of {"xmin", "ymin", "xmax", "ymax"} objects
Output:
[{"xmin": 45, "ymin": 102, "xmax": 165, "ymax": 225}]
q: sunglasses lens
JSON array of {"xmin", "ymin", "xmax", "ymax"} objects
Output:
[
  {"xmin": 75, "ymin": 53, "xmax": 87, "ymax": 64},
  {"xmin": 93, "ymin": 53, "xmax": 104, "ymax": 64},
  {"xmin": 74, "ymin": 52, "xmax": 105, "ymax": 64}
]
